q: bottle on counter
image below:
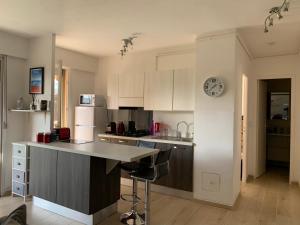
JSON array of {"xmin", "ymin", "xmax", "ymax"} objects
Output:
[{"xmin": 150, "ymin": 120, "xmax": 155, "ymax": 135}]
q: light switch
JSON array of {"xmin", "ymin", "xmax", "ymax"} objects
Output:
[{"xmin": 201, "ymin": 172, "xmax": 221, "ymax": 192}]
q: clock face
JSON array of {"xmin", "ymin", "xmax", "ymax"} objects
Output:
[{"xmin": 203, "ymin": 77, "xmax": 225, "ymax": 97}]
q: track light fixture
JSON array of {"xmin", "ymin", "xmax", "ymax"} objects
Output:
[
  {"xmin": 264, "ymin": 0, "xmax": 290, "ymax": 33},
  {"xmin": 119, "ymin": 33, "xmax": 141, "ymax": 57}
]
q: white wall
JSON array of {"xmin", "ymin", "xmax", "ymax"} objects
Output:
[
  {"xmin": 68, "ymin": 69, "xmax": 95, "ymax": 138},
  {"xmin": 247, "ymin": 54, "xmax": 300, "ymax": 183},
  {"xmin": 0, "ymin": 30, "xmax": 28, "ymax": 59},
  {"xmin": 95, "ymin": 44, "xmax": 195, "ymax": 130},
  {"xmin": 26, "ymin": 34, "xmax": 56, "ymax": 140},
  {"xmin": 193, "ymin": 31, "xmax": 249, "ymax": 206},
  {"xmin": 56, "ymin": 47, "xmax": 98, "ymax": 73},
  {"xmin": 1, "ymin": 56, "xmax": 27, "ymax": 193},
  {"xmin": 55, "ymin": 48, "xmax": 98, "ymax": 136}
]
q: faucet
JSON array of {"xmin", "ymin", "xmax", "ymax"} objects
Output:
[{"xmin": 176, "ymin": 121, "xmax": 188, "ymax": 138}]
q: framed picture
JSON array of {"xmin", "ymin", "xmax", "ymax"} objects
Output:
[{"xmin": 29, "ymin": 67, "xmax": 44, "ymax": 94}]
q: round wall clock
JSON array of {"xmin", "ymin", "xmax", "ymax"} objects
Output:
[{"xmin": 203, "ymin": 77, "xmax": 225, "ymax": 97}]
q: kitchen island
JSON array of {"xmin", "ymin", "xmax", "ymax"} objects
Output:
[{"xmin": 17, "ymin": 141, "xmax": 158, "ymax": 225}]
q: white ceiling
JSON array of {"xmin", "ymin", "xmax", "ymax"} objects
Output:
[
  {"xmin": 1, "ymin": 0, "xmax": 300, "ymax": 56},
  {"xmin": 239, "ymin": 21, "xmax": 300, "ymax": 58}
]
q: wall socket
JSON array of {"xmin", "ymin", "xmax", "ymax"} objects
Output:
[{"xmin": 201, "ymin": 172, "xmax": 221, "ymax": 192}]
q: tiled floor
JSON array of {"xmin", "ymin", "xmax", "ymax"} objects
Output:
[{"xmin": 1, "ymin": 167, "xmax": 300, "ymax": 225}]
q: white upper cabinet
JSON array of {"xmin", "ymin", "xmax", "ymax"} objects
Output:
[
  {"xmin": 119, "ymin": 72, "xmax": 144, "ymax": 98},
  {"xmin": 144, "ymin": 70, "xmax": 173, "ymax": 111},
  {"xmin": 173, "ymin": 68, "xmax": 195, "ymax": 111},
  {"xmin": 107, "ymin": 73, "xmax": 119, "ymax": 109},
  {"xmin": 118, "ymin": 72, "xmax": 144, "ymax": 107}
]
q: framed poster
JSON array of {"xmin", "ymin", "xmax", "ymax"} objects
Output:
[{"xmin": 29, "ymin": 67, "xmax": 44, "ymax": 94}]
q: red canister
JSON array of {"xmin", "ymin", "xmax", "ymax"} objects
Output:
[
  {"xmin": 44, "ymin": 132, "xmax": 51, "ymax": 143},
  {"xmin": 155, "ymin": 122, "xmax": 160, "ymax": 133},
  {"xmin": 36, "ymin": 133, "xmax": 44, "ymax": 143}
]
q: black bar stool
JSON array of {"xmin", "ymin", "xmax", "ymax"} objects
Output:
[
  {"xmin": 120, "ymin": 141, "xmax": 156, "ymax": 225},
  {"xmin": 130, "ymin": 146, "xmax": 172, "ymax": 225}
]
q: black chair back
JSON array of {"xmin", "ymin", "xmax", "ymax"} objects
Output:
[
  {"xmin": 138, "ymin": 141, "xmax": 156, "ymax": 166},
  {"xmin": 154, "ymin": 147, "xmax": 172, "ymax": 180}
]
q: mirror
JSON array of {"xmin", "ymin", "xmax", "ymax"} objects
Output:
[{"xmin": 270, "ymin": 92, "xmax": 290, "ymax": 120}]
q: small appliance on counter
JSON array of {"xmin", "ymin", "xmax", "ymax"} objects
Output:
[
  {"xmin": 79, "ymin": 94, "xmax": 105, "ymax": 107},
  {"xmin": 51, "ymin": 128, "xmax": 71, "ymax": 141},
  {"xmin": 106, "ymin": 122, "xmax": 117, "ymax": 134},
  {"xmin": 117, "ymin": 121, "xmax": 125, "ymax": 135}
]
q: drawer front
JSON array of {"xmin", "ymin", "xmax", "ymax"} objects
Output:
[
  {"xmin": 13, "ymin": 182, "xmax": 26, "ymax": 196},
  {"xmin": 13, "ymin": 144, "xmax": 28, "ymax": 158},
  {"xmin": 98, "ymin": 137, "xmax": 111, "ymax": 143},
  {"xmin": 13, "ymin": 158, "xmax": 27, "ymax": 171},
  {"xmin": 110, "ymin": 138, "xmax": 137, "ymax": 146},
  {"xmin": 12, "ymin": 170, "xmax": 27, "ymax": 183}
]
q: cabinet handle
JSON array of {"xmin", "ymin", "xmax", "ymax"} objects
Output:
[
  {"xmin": 100, "ymin": 138, "xmax": 107, "ymax": 141},
  {"xmin": 17, "ymin": 162, "xmax": 21, "ymax": 166},
  {"xmin": 16, "ymin": 175, "xmax": 20, "ymax": 179},
  {"xmin": 173, "ymin": 146, "xmax": 177, "ymax": 149},
  {"xmin": 118, "ymin": 140, "xmax": 127, "ymax": 143},
  {"xmin": 18, "ymin": 150, "xmax": 21, "ymax": 154},
  {"xmin": 16, "ymin": 187, "xmax": 20, "ymax": 190}
]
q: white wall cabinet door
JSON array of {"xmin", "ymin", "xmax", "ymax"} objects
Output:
[
  {"xmin": 118, "ymin": 72, "xmax": 144, "ymax": 107},
  {"xmin": 144, "ymin": 70, "xmax": 173, "ymax": 111},
  {"xmin": 119, "ymin": 72, "xmax": 144, "ymax": 98},
  {"xmin": 107, "ymin": 73, "xmax": 119, "ymax": 109},
  {"xmin": 173, "ymin": 68, "xmax": 195, "ymax": 111}
]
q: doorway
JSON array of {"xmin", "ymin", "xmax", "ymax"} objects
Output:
[
  {"xmin": 256, "ymin": 78, "xmax": 291, "ymax": 179},
  {"xmin": 53, "ymin": 67, "xmax": 69, "ymax": 128}
]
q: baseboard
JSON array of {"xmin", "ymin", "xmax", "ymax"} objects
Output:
[{"xmin": 33, "ymin": 197, "xmax": 117, "ymax": 225}]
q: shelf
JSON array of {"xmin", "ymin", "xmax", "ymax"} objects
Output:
[{"xmin": 9, "ymin": 109, "xmax": 50, "ymax": 113}]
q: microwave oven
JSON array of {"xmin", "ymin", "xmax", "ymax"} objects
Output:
[{"xmin": 79, "ymin": 94, "xmax": 105, "ymax": 107}]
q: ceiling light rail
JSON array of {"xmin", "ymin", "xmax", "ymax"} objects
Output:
[
  {"xmin": 119, "ymin": 33, "xmax": 141, "ymax": 57},
  {"xmin": 264, "ymin": 0, "xmax": 290, "ymax": 33}
]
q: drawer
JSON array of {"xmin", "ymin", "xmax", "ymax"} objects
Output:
[
  {"xmin": 12, "ymin": 182, "xmax": 27, "ymax": 196},
  {"xmin": 13, "ymin": 144, "xmax": 29, "ymax": 158},
  {"xmin": 110, "ymin": 138, "xmax": 137, "ymax": 146},
  {"xmin": 13, "ymin": 158, "xmax": 28, "ymax": 171},
  {"xmin": 98, "ymin": 137, "xmax": 111, "ymax": 143},
  {"xmin": 12, "ymin": 170, "xmax": 28, "ymax": 183}
]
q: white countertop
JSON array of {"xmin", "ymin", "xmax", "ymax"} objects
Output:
[
  {"xmin": 98, "ymin": 134, "xmax": 194, "ymax": 146},
  {"xmin": 22, "ymin": 141, "xmax": 159, "ymax": 162}
]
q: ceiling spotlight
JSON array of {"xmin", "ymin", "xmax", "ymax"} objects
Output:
[
  {"xmin": 269, "ymin": 18, "xmax": 274, "ymax": 26},
  {"xmin": 284, "ymin": 2, "xmax": 290, "ymax": 11},
  {"xmin": 264, "ymin": 26, "xmax": 269, "ymax": 33},
  {"xmin": 277, "ymin": 12, "xmax": 283, "ymax": 19},
  {"xmin": 119, "ymin": 33, "xmax": 141, "ymax": 57}
]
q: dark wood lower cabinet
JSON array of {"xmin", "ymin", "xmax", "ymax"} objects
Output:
[
  {"xmin": 29, "ymin": 147, "xmax": 57, "ymax": 202},
  {"xmin": 120, "ymin": 141, "xmax": 194, "ymax": 192},
  {"xmin": 29, "ymin": 147, "xmax": 120, "ymax": 215},
  {"xmin": 154, "ymin": 143, "xmax": 194, "ymax": 192}
]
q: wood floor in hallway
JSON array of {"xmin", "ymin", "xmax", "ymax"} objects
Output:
[{"xmin": 0, "ymin": 168, "xmax": 299, "ymax": 225}]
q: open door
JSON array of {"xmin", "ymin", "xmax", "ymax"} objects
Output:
[{"xmin": 256, "ymin": 80, "xmax": 268, "ymax": 177}]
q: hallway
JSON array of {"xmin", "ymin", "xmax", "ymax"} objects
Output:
[{"xmin": 0, "ymin": 170, "xmax": 299, "ymax": 225}]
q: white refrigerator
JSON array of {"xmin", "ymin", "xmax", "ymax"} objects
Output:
[{"xmin": 74, "ymin": 106, "xmax": 107, "ymax": 141}]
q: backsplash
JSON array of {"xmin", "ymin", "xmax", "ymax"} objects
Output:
[
  {"xmin": 109, "ymin": 108, "xmax": 153, "ymax": 131},
  {"xmin": 153, "ymin": 111, "xmax": 194, "ymax": 137}
]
